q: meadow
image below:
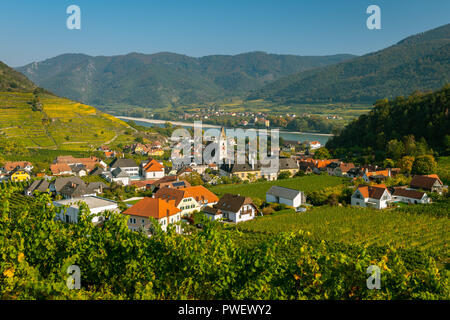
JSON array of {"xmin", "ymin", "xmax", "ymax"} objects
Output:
[{"xmin": 209, "ymin": 175, "xmax": 348, "ymax": 201}]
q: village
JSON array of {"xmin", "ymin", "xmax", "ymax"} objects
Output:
[{"xmin": 0, "ymin": 126, "xmax": 446, "ymax": 237}]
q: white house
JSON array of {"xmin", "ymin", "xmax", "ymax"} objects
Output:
[
  {"xmin": 122, "ymin": 197, "xmax": 182, "ymax": 234},
  {"xmin": 309, "ymin": 141, "xmax": 321, "ymax": 150},
  {"xmin": 206, "ymin": 193, "xmax": 259, "ymax": 223},
  {"xmin": 351, "ymin": 184, "xmax": 392, "ymax": 209},
  {"xmin": 102, "ymin": 168, "xmax": 131, "ymax": 186},
  {"xmin": 141, "ymin": 158, "xmax": 165, "ymax": 180},
  {"xmin": 53, "ymin": 196, "xmax": 119, "ymax": 224},
  {"xmin": 266, "ymin": 186, "xmax": 305, "ymax": 208},
  {"xmin": 392, "ymin": 188, "xmax": 430, "ymax": 204},
  {"xmin": 109, "ymin": 158, "xmax": 140, "ymax": 180},
  {"xmin": 154, "ymin": 185, "xmax": 218, "ymax": 217}
]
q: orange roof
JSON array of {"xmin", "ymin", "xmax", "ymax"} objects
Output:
[
  {"xmin": 123, "ymin": 197, "xmax": 180, "ymax": 219},
  {"xmin": 3, "ymin": 161, "xmax": 32, "ymax": 172},
  {"xmin": 366, "ymin": 170, "xmax": 389, "ymax": 177},
  {"xmin": 130, "ymin": 180, "xmax": 158, "ymax": 188},
  {"xmin": 155, "ymin": 185, "xmax": 219, "ymax": 206},
  {"xmin": 180, "ymin": 185, "xmax": 219, "ymax": 204},
  {"xmin": 356, "ymin": 185, "xmax": 388, "ymax": 200},
  {"xmin": 143, "ymin": 159, "xmax": 165, "ymax": 172},
  {"xmin": 50, "ymin": 163, "xmax": 72, "ymax": 175}
]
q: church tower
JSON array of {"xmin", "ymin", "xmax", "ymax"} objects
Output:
[{"xmin": 219, "ymin": 127, "xmax": 227, "ymax": 163}]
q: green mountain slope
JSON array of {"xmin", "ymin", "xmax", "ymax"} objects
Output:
[
  {"xmin": 251, "ymin": 24, "xmax": 450, "ymax": 104},
  {"xmin": 17, "ymin": 52, "xmax": 355, "ymax": 108},
  {"xmin": 326, "ymin": 85, "xmax": 450, "ymax": 154},
  {"xmin": 0, "ymin": 61, "xmax": 131, "ymax": 150},
  {"xmin": 0, "ymin": 61, "xmax": 36, "ymax": 92}
]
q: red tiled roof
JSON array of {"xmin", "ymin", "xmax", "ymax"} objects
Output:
[
  {"xmin": 123, "ymin": 197, "xmax": 180, "ymax": 219},
  {"xmin": 143, "ymin": 159, "xmax": 165, "ymax": 172}
]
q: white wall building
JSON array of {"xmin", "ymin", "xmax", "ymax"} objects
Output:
[{"xmin": 266, "ymin": 186, "xmax": 305, "ymax": 208}]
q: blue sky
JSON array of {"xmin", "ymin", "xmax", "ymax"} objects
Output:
[{"xmin": 0, "ymin": 0, "xmax": 449, "ymax": 67}]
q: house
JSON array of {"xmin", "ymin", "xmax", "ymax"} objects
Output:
[
  {"xmin": 410, "ymin": 175, "xmax": 445, "ymax": 194},
  {"xmin": 154, "ymin": 185, "xmax": 218, "ymax": 216},
  {"xmin": 130, "ymin": 180, "xmax": 158, "ymax": 191},
  {"xmin": 69, "ymin": 164, "xmax": 88, "ymax": 177},
  {"xmin": 204, "ymin": 193, "xmax": 259, "ymax": 223},
  {"xmin": 141, "ymin": 158, "xmax": 165, "ymax": 179},
  {"xmin": 51, "ymin": 177, "xmax": 86, "ymax": 194},
  {"xmin": 362, "ymin": 169, "xmax": 391, "ymax": 183},
  {"xmin": 278, "ymin": 158, "xmax": 299, "ymax": 176},
  {"xmin": 391, "ymin": 188, "xmax": 430, "ymax": 204},
  {"xmin": 122, "ymin": 197, "xmax": 181, "ymax": 233},
  {"xmin": 298, "ymin": 161, "xmax": 315, "ymax": 174},
  {"xmin": 50, "ymin": 163, "xmax": 73, "ymax": 176},
  {"xmin": 219, "ymin": 161, "xmax": 278, "ymax": 181},
  {"xmin": 51, "ymin": 177, "xmax": 107, "ymax": 199},
  {"xmin": 59, "ymin": 181, "xmax": 96, "ymax": 199},
  {"xmin": 309, "ymin": 141, "xmax": 321, "ymax": 150},
  {"xmin": 54, "ymin": 156, "xmax": 106, "ymax": 172},
  {"xmin": 53, "ymin": 196, "xmax": 119, "ymax": 224},
  {"xmin": 25, "ymin": 179, "xmax": 51, "ymax": 196},
  {"xmin": 109, "ymin": 158, "xmax": 140, "ymax": 180},
  {"xmin": 351, "ymin": 184, "xmax": 392, "ymax": 209},
  {"xmin": 102, "ymin": 168, "xmax": 131, "ymax": 186},
  {"xmin": 266, "ymin": 186, "xmax": 306, "ymax": 208},
  {"xmin": 326, "ymin": 162, "xmax": 355, "ymax": 177},
  {"xmin": 1, "ymin": 161, "xmax": 33, "ymax": 174},
  {"xmin": 10, "ymin": 169, "xmax": 30, "ymax": 182}
]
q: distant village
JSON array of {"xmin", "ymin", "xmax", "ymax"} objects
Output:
[{"xmin": 0, "ymin": 127, "xmax": 446, "ymax": 236}]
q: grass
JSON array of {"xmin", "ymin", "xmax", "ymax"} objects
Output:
[
  {"xmin": 234, "ymin": 205, "xmax": 450, "ymax": 259},
  {"xmin": 209, "ymin": 175, "xmax": 348, "ymax": 201}
]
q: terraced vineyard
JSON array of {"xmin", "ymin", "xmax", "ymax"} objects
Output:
[
  {"xmin": 0, "ymin": 92, "xmax": 131, "ymax": 150},
  {"xmin": 209, "ymin": 175, "xmax": 348, "ymax": 200},
  {"xmin": 235, "ymin": 205, "xmax": 450, "ymax": 259}
]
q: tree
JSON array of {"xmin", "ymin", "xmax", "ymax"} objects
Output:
[
  {"xmin": 397, "ymin": 156, "xmax": 415, "ymax": 174},
  {"xmin": 412, "ymin": 155, "xmax": 437, "ymax": 175},
  {"xmin": 313, "ymin": 147, "xmax": 331, "ymax": 160},
  {"xmin": 277, "ymin": 171, "xmax": 291, "ymax": 180},
  {"xmin": 383, "ymin": 158, "xmax": 395, "ymax": 168},
  {"xmin": 386, "ymin": 139, "xmax": 405, "ymax": 160}
]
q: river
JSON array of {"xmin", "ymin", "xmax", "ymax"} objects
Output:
[{"xmin": 118, "ymin": 116, "xmax": 333, "ymax": 145}]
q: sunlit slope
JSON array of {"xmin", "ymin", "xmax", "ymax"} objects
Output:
[{"xmin": 0, "ymin": 92, "xmax": 130, "ymax": 150}]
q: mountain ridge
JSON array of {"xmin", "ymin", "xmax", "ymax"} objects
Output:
[
  {"xmin": 251, "ymin": 23, "xmax": 450, "ymax": 104},
  {"xmin": 17, "ymin": 51, "xmax": 356, "ymax": 108}
]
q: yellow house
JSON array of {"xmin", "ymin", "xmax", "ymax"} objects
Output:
[
  {"xmin": 10, "ymin": 170, "xmax": 30, "ymax": 182},
  {"xmin": 148, "ymin": 148, "xmax": 164, "ymax": 157}
]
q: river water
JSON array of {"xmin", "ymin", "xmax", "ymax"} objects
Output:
[{"xmin": 118, "ymin": 116, "xmax": 333, "ymax": 145}]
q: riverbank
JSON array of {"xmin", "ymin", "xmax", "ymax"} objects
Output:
[{"xmin": 117, "ymin": 116, "xmax": 334, "ymax": 137}]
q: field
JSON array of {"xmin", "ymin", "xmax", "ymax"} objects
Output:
[
  {"xmin": 231, "ymin": 204, "xmax": 450, "ymax": 264},
  {"xmin": 437, "ymin": 156, "xmax": 450, "ymax": 185},
  {"xmin": 0, "ymin": 92, "xmax": 131, "ymax": 150},
  {"xmin": 209, "ymin": 175, "xmax": 348, "ymax": 200}
]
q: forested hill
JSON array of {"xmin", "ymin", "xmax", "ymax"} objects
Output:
[
  {"xmin": 326, "ymin": 85, "xmax": 450, "ymax": 154},
  {"xmin": 0, "ymin": 61, "xmax": 36, "ymax": 92},
  {"xmin": 16, "ymin": 52, "xmax": 355, "ymax": 108},
  {"xmin": 251, "ymin": 23, "xmax": 450, "ymax": 104}
]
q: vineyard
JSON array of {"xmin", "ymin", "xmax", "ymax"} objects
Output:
[
  {"xmin": 209, "ymin": 175, "xmax": 348, "ymax": 200},
  {"xmin": 230, "ymin": 203, "xmax": 450, "ymax": 270},
  {"xmin": 0, "ymin": 182, "xmax": 448, "ymax": 300}
]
